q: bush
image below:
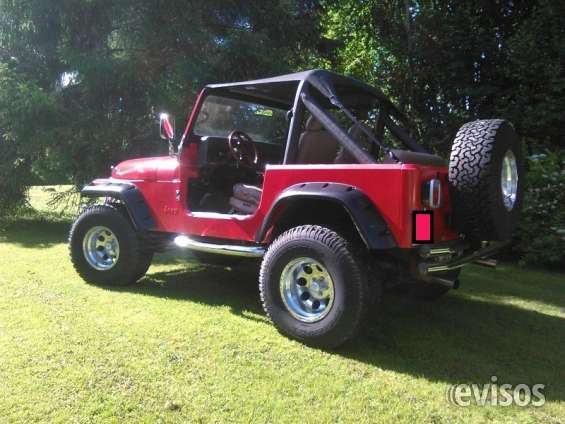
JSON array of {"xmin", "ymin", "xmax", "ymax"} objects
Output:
[
  {"xmin": 516, "ymin": 150, "xmax": 565, "ymax": 268},
  {"xmin": 0, "ymin": 139, "xmax": 31, "ymax": 216}
]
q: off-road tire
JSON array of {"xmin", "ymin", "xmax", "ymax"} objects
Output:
[
  {"xmin": 69, "ymin": 205, "xmax": 152, "ymax": 286},
  {"xmin": 259, "ymin": 225, "xmax": 370, "ymax": 349},
  {"xmin": 449, "ymin": 119, "xmax": 523, "ymax": 241}
]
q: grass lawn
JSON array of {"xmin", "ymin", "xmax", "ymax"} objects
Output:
[{"xmin": 0, "ymin": 186, "xmax": 564, "ymax": 423}]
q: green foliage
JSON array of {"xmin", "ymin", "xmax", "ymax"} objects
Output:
[
  {"xmin": 0, "ymin": 0, "xmax": 325, "ymax": 214},
  {"xmin": 320, "ymin": 0, "xmax": 563, "ymax": 153},
  {"xmin": 0, "ymin": 139, "xmax": 30, "ymax": 215},
  {"xmin": 495, "ymin": 0, "xmax": 565, "ymax": 151},
  {"xmin": 517, "ymin": 151, "xmax": 565, "ymax": 268},
  {"xmin": 0, "ymin": 62, "xmax": 58, "ymax": 213}
]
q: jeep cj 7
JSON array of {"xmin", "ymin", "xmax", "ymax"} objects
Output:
[{"xmin": 69, "ymin": 70, "xmax": 524, "ymax": 348}]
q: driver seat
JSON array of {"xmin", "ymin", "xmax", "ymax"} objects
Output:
[{"xmin": 230, "ymin": 117, "xmax": 339, "ymax": 214}]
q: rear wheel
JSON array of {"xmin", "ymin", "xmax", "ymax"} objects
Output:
[
  {"xmin": 259, "ymin": 225, "xmax": 370, "ymax": 349},
  {"xmin": 69, "ymin": 205, "xmax": 152, "ymax": 286}
]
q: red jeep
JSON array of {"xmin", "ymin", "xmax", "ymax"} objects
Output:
[{"xmin": 69, "ymin": 70, "xmax": 524, "ymax": 348}]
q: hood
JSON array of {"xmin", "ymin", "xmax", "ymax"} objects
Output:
[{"xmin": 111, "ymin": 156, "xmax": 179, "ymax": 181}]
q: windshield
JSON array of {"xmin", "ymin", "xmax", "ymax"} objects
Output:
[{"xmin": 194, "ymin": 95, "xmax": 288, "ymax": 144}]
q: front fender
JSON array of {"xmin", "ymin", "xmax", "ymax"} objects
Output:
[
  {"xmin": 81, "ymin": 180, "xmax": 156, "ymax": 231},
  {"xmin": 256, "ymin": 182, "xmax": 397, "ymax": 249}
]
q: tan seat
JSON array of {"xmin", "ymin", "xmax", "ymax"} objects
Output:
[{"xmin": 296, "ymin": 116, "xmax": 340, "ymax": 164}]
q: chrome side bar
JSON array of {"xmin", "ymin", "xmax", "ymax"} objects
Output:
[{"xmin": 174, "ymin": 235, "xmax": 265, "ymax": 258}]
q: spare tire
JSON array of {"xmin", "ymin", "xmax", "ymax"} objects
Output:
[{"xmin": 449, "ymin": 119, "xmax": 524, "ymax": 241}]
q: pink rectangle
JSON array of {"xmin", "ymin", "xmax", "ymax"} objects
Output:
[{"xmin": 415, "ymin": 213, "xmax": 431, "ymax": 241}]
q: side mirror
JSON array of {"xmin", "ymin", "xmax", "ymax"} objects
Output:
[{"xmin": 159, "ymin": 113, "xmax": 175, "ymax": 140}]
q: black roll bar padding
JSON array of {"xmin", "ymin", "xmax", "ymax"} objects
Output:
[
  {"xmin": 382, "ymin": 112, "xmax": 428, "ymax": 153},
  {"xmin": 283, "ymin": 79, "xmax": 307, "ymax": 164},
  {"xmin": 328, "ymin": 95, "xmax": 400, "ymax": 162},
  {"xmin": 300, "ymin": 88, "xmax": 376, "ymax": 165}
]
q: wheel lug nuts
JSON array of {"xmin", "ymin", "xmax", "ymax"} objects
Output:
[
  {"xmin": 300, "ymin": 291, "xmax": 310, "ymax": 301},
  {"xmin": 297, "ymin": 277, "xmax": 307, "ymax": 286}
]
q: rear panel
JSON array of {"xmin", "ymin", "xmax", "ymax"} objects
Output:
[{"xmin": 258, "ymin": 164, "xmax": 458, "ymax": 248}]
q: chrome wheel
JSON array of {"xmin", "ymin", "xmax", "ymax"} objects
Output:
[
  {"xmin": 501, "ymin": 149, "xmax": 519, "ymax": 211},
  {"xmin": 280, "ymin": 257, "xmax": 334, "ymax": 323},
  {"xmin": 82, "ymin": 226, "xmax": 120, "ymax": 271}
]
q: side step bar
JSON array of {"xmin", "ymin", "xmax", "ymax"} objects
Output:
[{"xmin": 174, "ymin": 235, "xmax": 265, "ymax": 258}]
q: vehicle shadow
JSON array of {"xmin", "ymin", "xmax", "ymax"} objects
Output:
[
  {"xmin": 111, "ymin": 263, "xmax": 266, "ymax": 323},
  {"xmin": 111, "ymin": 262, "xmax": 565, "ymax": 401}
]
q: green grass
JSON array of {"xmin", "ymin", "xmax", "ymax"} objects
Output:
[{"xmin": 0, "ymin": 186, "xmax": 564, "ymax": 423}]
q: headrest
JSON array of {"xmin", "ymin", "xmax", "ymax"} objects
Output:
[{"xmin": 305, "ymin": 116, "xmax": 324, "ymax": 132}]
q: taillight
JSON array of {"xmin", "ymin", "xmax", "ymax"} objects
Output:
[{"xmin": 422, "ymin": 178, "xmax": 442, "ymax": 209}]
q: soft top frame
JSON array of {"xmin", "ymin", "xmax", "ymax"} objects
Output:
[{"xmin": 197, "ymin": 69, "xmax": 429, "ymax": 164}]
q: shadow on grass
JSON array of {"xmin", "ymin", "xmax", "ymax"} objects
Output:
[
  {"xmin": 111, "ymin": 263, "xmax": 565, "ymax": 401},
  {"xmin": 111, "ymin": 263, "xmax": 266, "ymax": 322},
  {"xmin": 0, "ymin": 217, "xmax": 71, "ymax": 248},
  {"xmin": 461, "ymin": 265, "xmax": 565, "ymax": 311},
  {"xmin": 350, "ymin": 294, "xmax": 565, "ymax": 401}
]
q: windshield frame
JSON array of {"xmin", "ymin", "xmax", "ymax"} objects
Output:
[{"xmin": 191, "ymin": 92, "xmax": 289, "ymax": 145}]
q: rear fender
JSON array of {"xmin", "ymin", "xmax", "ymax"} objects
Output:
[{"xmin": 257, "ymin": 182, "xmax": 396, "ymax": 249}]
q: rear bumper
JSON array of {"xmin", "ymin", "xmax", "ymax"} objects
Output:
[{"xmin": 417, "ymin": 240, "xmax": 508, "ymax": 275}]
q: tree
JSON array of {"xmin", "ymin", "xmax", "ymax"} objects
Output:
[
  {"xmin": 0, "ymin": 0, "xmax": 325, "ymax": 213},
  {"xmin": 320, "ymin": 0, "xmax": 563, "ymax": 152}
]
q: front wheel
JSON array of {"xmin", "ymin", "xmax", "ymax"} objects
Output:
[
  {"xmin": 259, "ymin": 225, "xmax": 370, "ymax": 349},
  {"xmin": 69, "ymin": 205, "xmax": 153, "ymax": 286}
]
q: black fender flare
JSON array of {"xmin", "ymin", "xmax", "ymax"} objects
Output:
[
  {"xmin": 256, "ymin": 182, "xmax": 397, "ymax": 249},
  {"xmin": 80, "ymin": 181, "xmax": 156, "ymax": 231}
]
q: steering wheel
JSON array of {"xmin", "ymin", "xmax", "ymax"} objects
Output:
[{"xmin": 227, "ymin": 130, "xmax": 260, "ymax": 167}]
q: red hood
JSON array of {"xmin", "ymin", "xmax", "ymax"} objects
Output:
[{"xmin": 111, "ymin": 156, "xmax": 179, "ymax": 181}]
